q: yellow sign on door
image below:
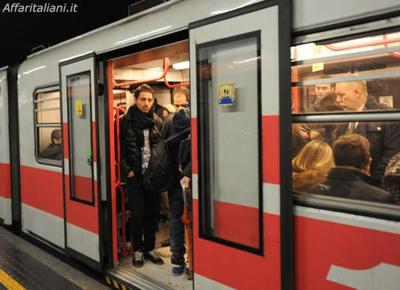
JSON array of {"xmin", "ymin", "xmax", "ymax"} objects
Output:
[
  {"xmin": 75, "ymin": 100, "xmax": 83, "ymax": 116},
  {"xmin": 218, "ymin": 82, "xmax": 236, "ymax": 105}
]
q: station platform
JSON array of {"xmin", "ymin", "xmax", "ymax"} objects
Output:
[{"xmin": 0, "ymin": 226, "xmax": 109, "ymax": 290}]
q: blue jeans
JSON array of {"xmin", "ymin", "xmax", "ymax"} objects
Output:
[{"xmin": 168, "ymin": 186, "xmax": 185, "ymax": 265}]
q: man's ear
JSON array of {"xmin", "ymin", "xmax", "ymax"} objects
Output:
[{"xmin": 364, "ymin": 156, "xmax": 372, "ymax": 173}]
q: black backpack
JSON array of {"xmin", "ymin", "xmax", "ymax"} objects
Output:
[{"xmin": 142, "ymin": 128, "xmax": 190, "ymax": 192}]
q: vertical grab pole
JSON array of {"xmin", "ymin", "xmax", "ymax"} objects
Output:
[
  {"xmin": 114, "ymin": 106, "xmax": 128, "ymax": 257},
  {"xmin": 108, "ymin": 61, "xmax": 119, "ymax": 264}
]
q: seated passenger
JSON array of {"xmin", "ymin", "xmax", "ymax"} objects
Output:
[
  {"xmin": 292, "ymin": 140, "xmax": 334, "ymax": 192},
  {"xmin": 309, "ymin": 134, "xmax": 393, "ymax": 203},
  {"xmin": 41, "ymin": 129, "xmax": 62, "ymax": 160},
  {"xmin": 383, "ymin": 152, "xmax": 400, "ymax": 204}
]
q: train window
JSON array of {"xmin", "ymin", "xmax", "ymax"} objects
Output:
[
  {"xmin": 291, "ymin": 30, "xmax": 400, "ymax": 217},
  {"xmin": 66, "ymin": 72, "xmax": 94, "ymax": 204},
  {"xmin": 34, "ymin": 89, "xmax": 62, "ymax": 166},
  {"xmin": 197, "ymin": 32, "xmax": 262, "ymax": 251}
]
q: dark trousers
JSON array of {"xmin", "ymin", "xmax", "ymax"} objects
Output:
[
  {"xmin": 126, "ymin": 176, "xmax": 161, "ymax": 253},
  {"xmin": 168, "ymin": 186, "xmax": 185, "ymax": 265}
]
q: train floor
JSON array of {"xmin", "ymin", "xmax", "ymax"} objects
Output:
[
  {"xmin": 0, "ymin": 226, "xmax": 108, "ymax": 290},
  {"xmin": 108, "ymin": 220, "xmax": 192, "ymax": 290}
]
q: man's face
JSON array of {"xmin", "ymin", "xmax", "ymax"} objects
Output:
[
  {"xmin": 315, "ymin": 84, "xmax": 333, "ymax": 101},
  {"xmin": 53, "ymin": 136, "xmax": 62, "ymax": 145},
  {"xmin": 173, "ymin": 93, "xmax": 188, "ymax": 110},
  {"xmin": 136, "ymin": 92, "xmax": 154, "ymax": 113},
  {"xmin": 335, "ymin": 82, "xmax": 367, "ymax": 111}
]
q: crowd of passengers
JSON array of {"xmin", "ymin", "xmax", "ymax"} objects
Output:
[
  {"xmin": 292, "ymin": 80, "xmax": 400, "ymax": 204},
  {"xmin": 119, "ymin": 84, "xmax": 192, "ymax": 276},
  {"xmin": 40, "ymin": 85, "xmax": 192, "ymax": 277}
]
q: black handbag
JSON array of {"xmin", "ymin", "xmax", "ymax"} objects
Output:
[{"xmin": 142, "ymin": 128, "xmax": 190, "ymax": 192}]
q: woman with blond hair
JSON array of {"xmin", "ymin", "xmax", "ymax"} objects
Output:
[{"xmin": 292, "ymin": 140, "xmax": 334, "ymax": 192}]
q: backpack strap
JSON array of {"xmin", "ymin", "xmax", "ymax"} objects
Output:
[{"xmin": 164, "ymin": 127, "xmax": 190, "ymax": 144}]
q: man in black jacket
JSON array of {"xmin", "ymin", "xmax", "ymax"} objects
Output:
[
  {"xmin": 122, "ymin": 84, "xmax": 164, "ymax": 268},
  {"xmin": 161, "ymin": 103, "xmax": 190, "ymax": 276},
  {"xmin": 41, "ymin": 129, "xmax": 62, "ymax": 160},
  {"xmin": 335, "ymin": 81, "xmax": 400, "ymax": 179},
  {"xmin": 309, "ymin": 134, "xmax": 393, "ymax": 203}
]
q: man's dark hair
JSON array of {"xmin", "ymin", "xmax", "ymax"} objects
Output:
[
  {"xmin": 333, "ymin": 134, "xmax": 370, "ymax": 169},
  {"xmin": 51, "ymin": 129, "xmax": 61, "ymax": 143},
  {"xmin": 133, "ymin": 84, "xmax": 155, "ymax": 99}
]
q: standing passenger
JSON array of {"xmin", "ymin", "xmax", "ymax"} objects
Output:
[
  {"xmin": 312, "ymin": 83, "xmax": 336, "ymax": 112},
  {"xmin": 162, "ymin": 88, "xmax": 190, "ymax": 276},
  {"xmin": 122, "ymin": 84, "xmax": 164, "ymax": 268},
  {"xmin": 335, "ymin": 81, "xmax": 400, "ymax": 178}
]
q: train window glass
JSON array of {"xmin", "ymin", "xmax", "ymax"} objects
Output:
[
  {"xmin": 291, "ymin": 30, "xmax": 400, "ymax": 216},
  {"xmin": 67, "ymin": 72, "xmax": 94, "ymax": 204},
  {"xmin": 291, "ymin": 31, "xmax": 400, "ymax": 114},
  {"xmin": 292, "ymin": 121, "xmax": 400, "ymax": 204},
  {"xmin": 197, "ymin": 32, "xmax": 262, "ymax": 250},
  {"xmin": 34, "ymin": 90, "xmax": 62, "ymax": 165}
]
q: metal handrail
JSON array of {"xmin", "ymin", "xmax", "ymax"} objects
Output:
[{"xmin": 113, "ymin": 106, "xmax": 132, "ymax": 257}]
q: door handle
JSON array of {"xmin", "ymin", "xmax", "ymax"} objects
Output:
[{"xmin": 86, "ymin": 147, "xmax": 93, "ymax": 166}]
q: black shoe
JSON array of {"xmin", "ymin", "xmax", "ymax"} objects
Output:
[
  {"xmin": 172, "ymin": 263, "xmax": 185, "ymax": 276},
  {"xmin": 144, "ymin": 250, "xmax": 164, "ymax": 265},
  {"xmin": 132, "ymin": 251, "xmax": 144, "ymax": 268},
  {"xmin": 161, "ymin": 238, "xmax": 170, "ymax": 247}
]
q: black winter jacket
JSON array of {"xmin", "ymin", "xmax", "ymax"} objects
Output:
[
  {"xmin": 161, "ymin": 108, "xmax": 190, "ymax": 185},
  {"xmin": 121, "ymin": 105, "xmax": 162, "ymax": 177},
  {"xmin": 309, "ymin": 166, "xmax": 393, "ymax": 203},
  {"xmin": 336, "ymin": 98, "xmax": 400, "ymax": 178},
  {"xmin": 41, "ymin": 144, "xmax": 63, "ymax": 160}
]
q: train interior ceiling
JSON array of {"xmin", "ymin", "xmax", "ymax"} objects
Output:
[
  {"xmin": 111, "ymin": 40, "xmax": 189, "ymax": 110},
  {"xmin": 108, "ymin": 40, "xmax": 192, "ymax": 289}
]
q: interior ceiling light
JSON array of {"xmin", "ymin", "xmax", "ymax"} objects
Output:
[{"xmin": 172, "ymin": 61, "xmax": 190, "ymax": 70}]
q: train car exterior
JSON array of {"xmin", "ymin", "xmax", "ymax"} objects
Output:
[
  {"xmin": 0, "ymin": 68, "xmax": 12, "ymax": 225},
  {"xmin": 1, "ymin": 0, "xmax": 400, "ymax": 289}
]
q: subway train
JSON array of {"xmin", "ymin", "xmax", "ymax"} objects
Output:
[{"xmin": 1, "ymin": 0, "xmax": 400, "ymax": 289}]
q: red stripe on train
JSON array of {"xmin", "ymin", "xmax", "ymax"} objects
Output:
[
  {"xmin": 64, "ymin": 174, "xmax": 99, "ymax": 234},
  {"xmin": 295, "ymin": 215, "xmax": 400, "ymax": 290},
  {"xmin": 0, "ymin": 163, "xmax": 11, "ymax": 198},
  {"xmin": 262, "ymin": 116, "xmax": 280, "ymax": 184},
  {"xmin": 193, "ymin": 199, "xmax": 281, "ymax": 289},
  {"xmin": 20, "ymin": 166, "xmax": 98, "ymax": 234},
  {"xmin": 213, "ymin": 201, "xmax": 260, "ymax": 248},
  {"xmin": 20, "ymin": 166, "xmax": 64, "ymax": 218}
]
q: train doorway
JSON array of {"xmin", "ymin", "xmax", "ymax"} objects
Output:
[
  {"xmin": 105, "ymin": 39, "xmax": 192, "ymax": 290},
  {"xmin": 60, "ymin": 54, "xmax": 103, "ymax": 271}
]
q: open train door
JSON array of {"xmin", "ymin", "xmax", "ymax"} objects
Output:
[
  {"xmin": 189, "ymin": 1, "xmax": 292, "ymax": 289},
  {"xmin": 60, "ymin": 53, "xmax": 102, "ymax": 270}
]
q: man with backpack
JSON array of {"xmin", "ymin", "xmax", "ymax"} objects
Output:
[{"xmin": 161, "ymin": 88, "xmax": 191, "ymax": 276}]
